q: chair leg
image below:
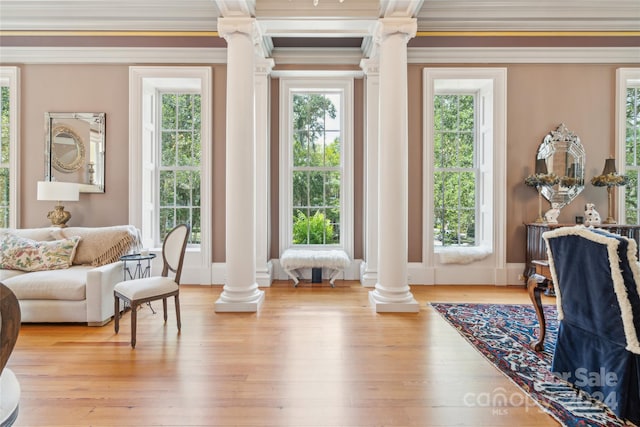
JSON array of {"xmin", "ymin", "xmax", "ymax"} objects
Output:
[
  {"xmin": 114, "ymin": 295, "xmax": 120, "ymax": 334},
  {"xmin": 131, "ymin": 303, "xmax": 137, "ymax": 349},
  {"xmin": 175, "ymin": 295, "xmax": 181, "ymax": 331},
  {"xmin": 163, "ymin": 298, "xmax": 168, "ymax": 322}
]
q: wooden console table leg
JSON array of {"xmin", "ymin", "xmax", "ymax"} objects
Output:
[{"xmin": 527, "ymin": 274, "xmax": 547, "ymax": 352}]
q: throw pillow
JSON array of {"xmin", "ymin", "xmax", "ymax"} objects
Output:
[{"xmin": 0, "ymin": 232, "xmax": 81, "ymax": 272}]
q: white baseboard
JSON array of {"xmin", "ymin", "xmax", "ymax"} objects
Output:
[
  {"xmin": 407, "ymin": 262, "xmax": 526, "ymax": 286},
  {"xmin": 210, "ymin": 261, "xmax": 528, "ymax": 286}
]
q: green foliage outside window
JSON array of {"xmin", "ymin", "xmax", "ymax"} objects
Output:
[
  {"xmin": 0, "ymin": 86, "xmax": 9, "ymax": 228},
  {"xmin": 625, "ymin": 87, "xmax": 640, "ymax": 224},
  {"xmin": 291, "ymin": 93, "xmax": 341, "ymax": 245},
  {"xmin": 159, "ymin": 93, "xmax": 202, "ymax": 244},
  {"xmin": 292, "ymin": 210, "xmax": 334, "ymax": 244},
  {"xmin": 433, "ymin": 94, "xmax": 477, "ymax": 246}
]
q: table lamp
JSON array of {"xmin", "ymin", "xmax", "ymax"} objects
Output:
[{"xmin": 37, "ymin": 181, "xmax": 80, "ymax": 227}]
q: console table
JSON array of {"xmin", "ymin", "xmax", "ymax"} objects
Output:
[{"xmin": 524, "ymin": 223, "xmax": 640, "ymax": 280}]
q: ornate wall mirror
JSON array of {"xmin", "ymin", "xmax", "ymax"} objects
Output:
[
  {"xmin": 537, "ymin": 123, "xmax": 585, "ymax": 209},
  {"xmin": 45, "ymin": 112, "xmax": 105, "ymax": 193}
]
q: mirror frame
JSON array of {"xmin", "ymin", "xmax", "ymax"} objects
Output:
[
  {"xmin": 538, "ymin": 123, "xmax": 585, "ymax": 209},
  {"xmin": 45, "ymin": 112, "xmax": 106, "ymax": 193}
]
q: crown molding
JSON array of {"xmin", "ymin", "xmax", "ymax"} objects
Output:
[
  {"xmin": 1, "ymin": 46, "xmax": 638, "ymax": 65},
  {"xmin": 271, "ymin": 47, "xmax": 364, "ymax": 65},
  {"xmin": 408, "ymin": 47, "xmax": 640, "ymax": 64},
  {"xmin": 0, "ymin": 47, "xmax": 228, "ymax": 64}
]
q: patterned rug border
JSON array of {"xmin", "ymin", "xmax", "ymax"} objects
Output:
[{"xmin": 429, "ymin": 302, "xmax": 633, "ymax": 427}]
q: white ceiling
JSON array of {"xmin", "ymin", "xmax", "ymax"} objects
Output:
[{"xmin": 0, "ymin": 0, "xmax": 638, "ymax": 32}]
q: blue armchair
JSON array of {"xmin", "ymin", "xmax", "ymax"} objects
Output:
[{"xmin": 543, "ymin": 226, "xmax": 640, "ymax": 424}]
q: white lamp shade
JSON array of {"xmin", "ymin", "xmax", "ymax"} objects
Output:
[{"xmin": 37, "ymin": 181, "xmax": 80, "ymax": 202}]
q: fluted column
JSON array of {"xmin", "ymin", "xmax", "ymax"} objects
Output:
[
  {"xmin": 255, "ymin": 57, "xmax": 275, "ymax": 287},
  {"xmin": 359, "ymin": 57, "xmax": 379, "ymax": 288},
  {"xmin": 369, "ymin": 18, "xmax": 419, "ymax": 312},
  {"xmin": 215, "ymin": 17, "xmax": 265, "ymax": 312}
]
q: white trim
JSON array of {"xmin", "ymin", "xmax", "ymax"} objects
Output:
[
  {"xmin": 0, "ymin": 67, "xmax": 20, "ymax": 229},
  {"xmin": 2, "ymin": 46, "xmax": 639, "ymax": 65},
  {"xmin": 271, "ymin": 48, "xmax": 364, "ymax": 66},
  {"xmin": 422, "ymin": 68, "xmax": 507, "ymax": 285},
  {"xmin": 278, "ymin": 76, "xmax": 355, "ymax": 259},
  {"xmin": 408, "ymin": 47, "xmax": 640, "ymax": 64},
  {"xmin": 128, "ymin": 66, "xmax": 212, "ymax": 284},
  {"xmin": 0, "ymin": 47, "xmax": 228, "ymax": 64},
  {"xmin": 615, "ymin": 68, "xmax": 640, "ymax": 224}
]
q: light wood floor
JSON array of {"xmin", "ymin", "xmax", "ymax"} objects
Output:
[{"xmin": 8, "ymin": 282, "xmax": 559, "ymax": 426}]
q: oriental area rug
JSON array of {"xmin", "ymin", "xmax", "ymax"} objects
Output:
[{"xmin": 429, "ymin": 303, "xmax": 636, "ymax": 427}]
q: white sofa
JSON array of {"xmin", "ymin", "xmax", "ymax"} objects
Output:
[{"xmin": 0, "ymin": 226, "xmax": 140, "ymax": 326}]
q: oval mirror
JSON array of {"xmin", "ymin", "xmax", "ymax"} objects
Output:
[
  {"xmin": 51, "ymin": 126, "xmax": 85, "ymax": 172},
  {"xmin": 537, "ymin": 123, "xmax": 585, "ymax": 209}
]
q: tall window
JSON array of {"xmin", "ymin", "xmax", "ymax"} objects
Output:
[
  {"xmin": 292, "ymin": 92, "xmax": 341, "ymax": 245},
  {"xmin": 159, "ymin": 92, "xmax": 201, "ymax": 243},
  {"xmin": 433, "ymin": 94, "xmax": 477, "ymax": 246},
  {"xmin": 624, "ymin": 81, "xmax": 640, "ymax": 223},
  {"xmin": 129, "ymin": 66, "xmax": 211, "ymax": 266},
  {"xmin": 280, "ymin": 77, "xmax": 353, "ymax": 255},
  {"xmin": 0, "ymin": 85, "xmax": 9, "ymax": 227},
  {"xmin": 0, "ymin": 67, "xmax": 18, "ymax": 229},
  {"xmin": 424, "ymin": 68, "xmax": 507, "ymax": 262}
]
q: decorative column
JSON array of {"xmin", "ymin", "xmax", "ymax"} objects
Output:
[
  {"xmin": 369, "ymin": 18, "xmax": 419, "ymax": 312},
  {"xmin": 255, "ymin": 57, "xmax": 275, "ymax": 286},
  {"xmin": 359, "ymin": 57, "xmax": 379, "ymax": 288},
  {"xmin": 215, "ymin": 17, "xmax": 265, "ymax": 312}
]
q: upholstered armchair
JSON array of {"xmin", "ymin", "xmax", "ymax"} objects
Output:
[{"xmin": 543, "ymin": 226, "xmax": 640, "ymax": 424}]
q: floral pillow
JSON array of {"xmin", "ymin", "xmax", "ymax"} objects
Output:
[{"xmin": 0, "ymin": 232, "xmax": 81, "ymax": 272}]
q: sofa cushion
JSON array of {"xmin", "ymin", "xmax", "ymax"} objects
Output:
[
  {"xmin": 2, "ymin": 266, "xmax": 91, "ymax": 301},
  {"xmin": 52, "ymin": 225, "xmax": 140, "ymax": 267},
  {"xmin": 0, "ymin": 227, "xmax": 55, "ymax": 242},
  {"xmin": 0, "ymin": 232, "xmax": 81, "ymax": 272}
]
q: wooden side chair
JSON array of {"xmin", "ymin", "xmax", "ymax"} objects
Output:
[
  {"xmin": 114, "ymin": 224, "xmax": 190, "ymax": 348},
  {"xmin": 1, "ymin": 282, "xmax": 21, "ymax": 426}
]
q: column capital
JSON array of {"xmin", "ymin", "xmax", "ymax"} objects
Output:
[
  {"xmin": 217, "ymin": 16, "xmax": 257, "ymax": 41},
  {"xmin": 374, "ymin": 17, "xmax": 417, "ymax": 44},
  {"xmin": 360, "ymin": 57, "xmax": 380, "ymax": 76},
  {"xmin": 255, "ymin": 57, "xmax": 275, "ymax": 76}
]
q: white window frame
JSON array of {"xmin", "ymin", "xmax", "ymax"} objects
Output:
[
  {"xmin": 279, "ymin": 76, "xmax": 354, "ymax": 258},
  {"xmin": 423, "ymin": 68, "xmax": 507, "ymax": 269},
  {"xmin": 0, "ymin": 67, "xmax": 19, "ymax": 229},
  {"xmin": 616, "ymin": 68, "xmax": 640, "ymax": 224},
  {"xmin": 129, "ymin": 66, "xmax": 211, "ymax": 282}
]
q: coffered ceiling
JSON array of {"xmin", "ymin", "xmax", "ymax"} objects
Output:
[
  {"xmin": 1, "ymin": 0, "xmax": 637, "ymax": 32},
  {"xmin": 0, "ymin": 0, "xmax": 638, "ymax": 56}
]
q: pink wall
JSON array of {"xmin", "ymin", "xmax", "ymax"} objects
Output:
[
  {"xmin": 13, "ymin": 61, "xmax": 635, "ymax": 265},
  {"xmin": 21, "ymin": 65, "xmax": 130, "ymax": 228}
]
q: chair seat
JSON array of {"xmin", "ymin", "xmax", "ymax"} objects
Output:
[{"xmin": 114, "ymin": 277, "xmax": 178, "ymax": 300}]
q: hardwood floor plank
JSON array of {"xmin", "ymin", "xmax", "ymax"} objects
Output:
[{"xmin": 7, "ymin": 282, "xmax": 559, "ymax": 426}]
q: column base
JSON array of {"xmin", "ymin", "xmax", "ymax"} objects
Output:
[
  {"xmin": 359, "ymin": 262, "xmax": 377, "ymax": 288},
  {"xmin": 369, "ymin": 289, "xmax": 419, "ymax": 313},
  {"xmin": 214, "ymin": 288, "xmax": 265, "ymax": 312},
  {"xmin": 256, "ymin": 261, "xmax": 273, "ymax": 287}
]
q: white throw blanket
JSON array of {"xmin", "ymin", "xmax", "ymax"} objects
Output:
[
  {"xmin": 280, "ymin": 249, "xmax": 350, "ymax": 287},
  {"xmin": 438, "ymin": 246, "xmax": 492, "ymax": 265}
]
